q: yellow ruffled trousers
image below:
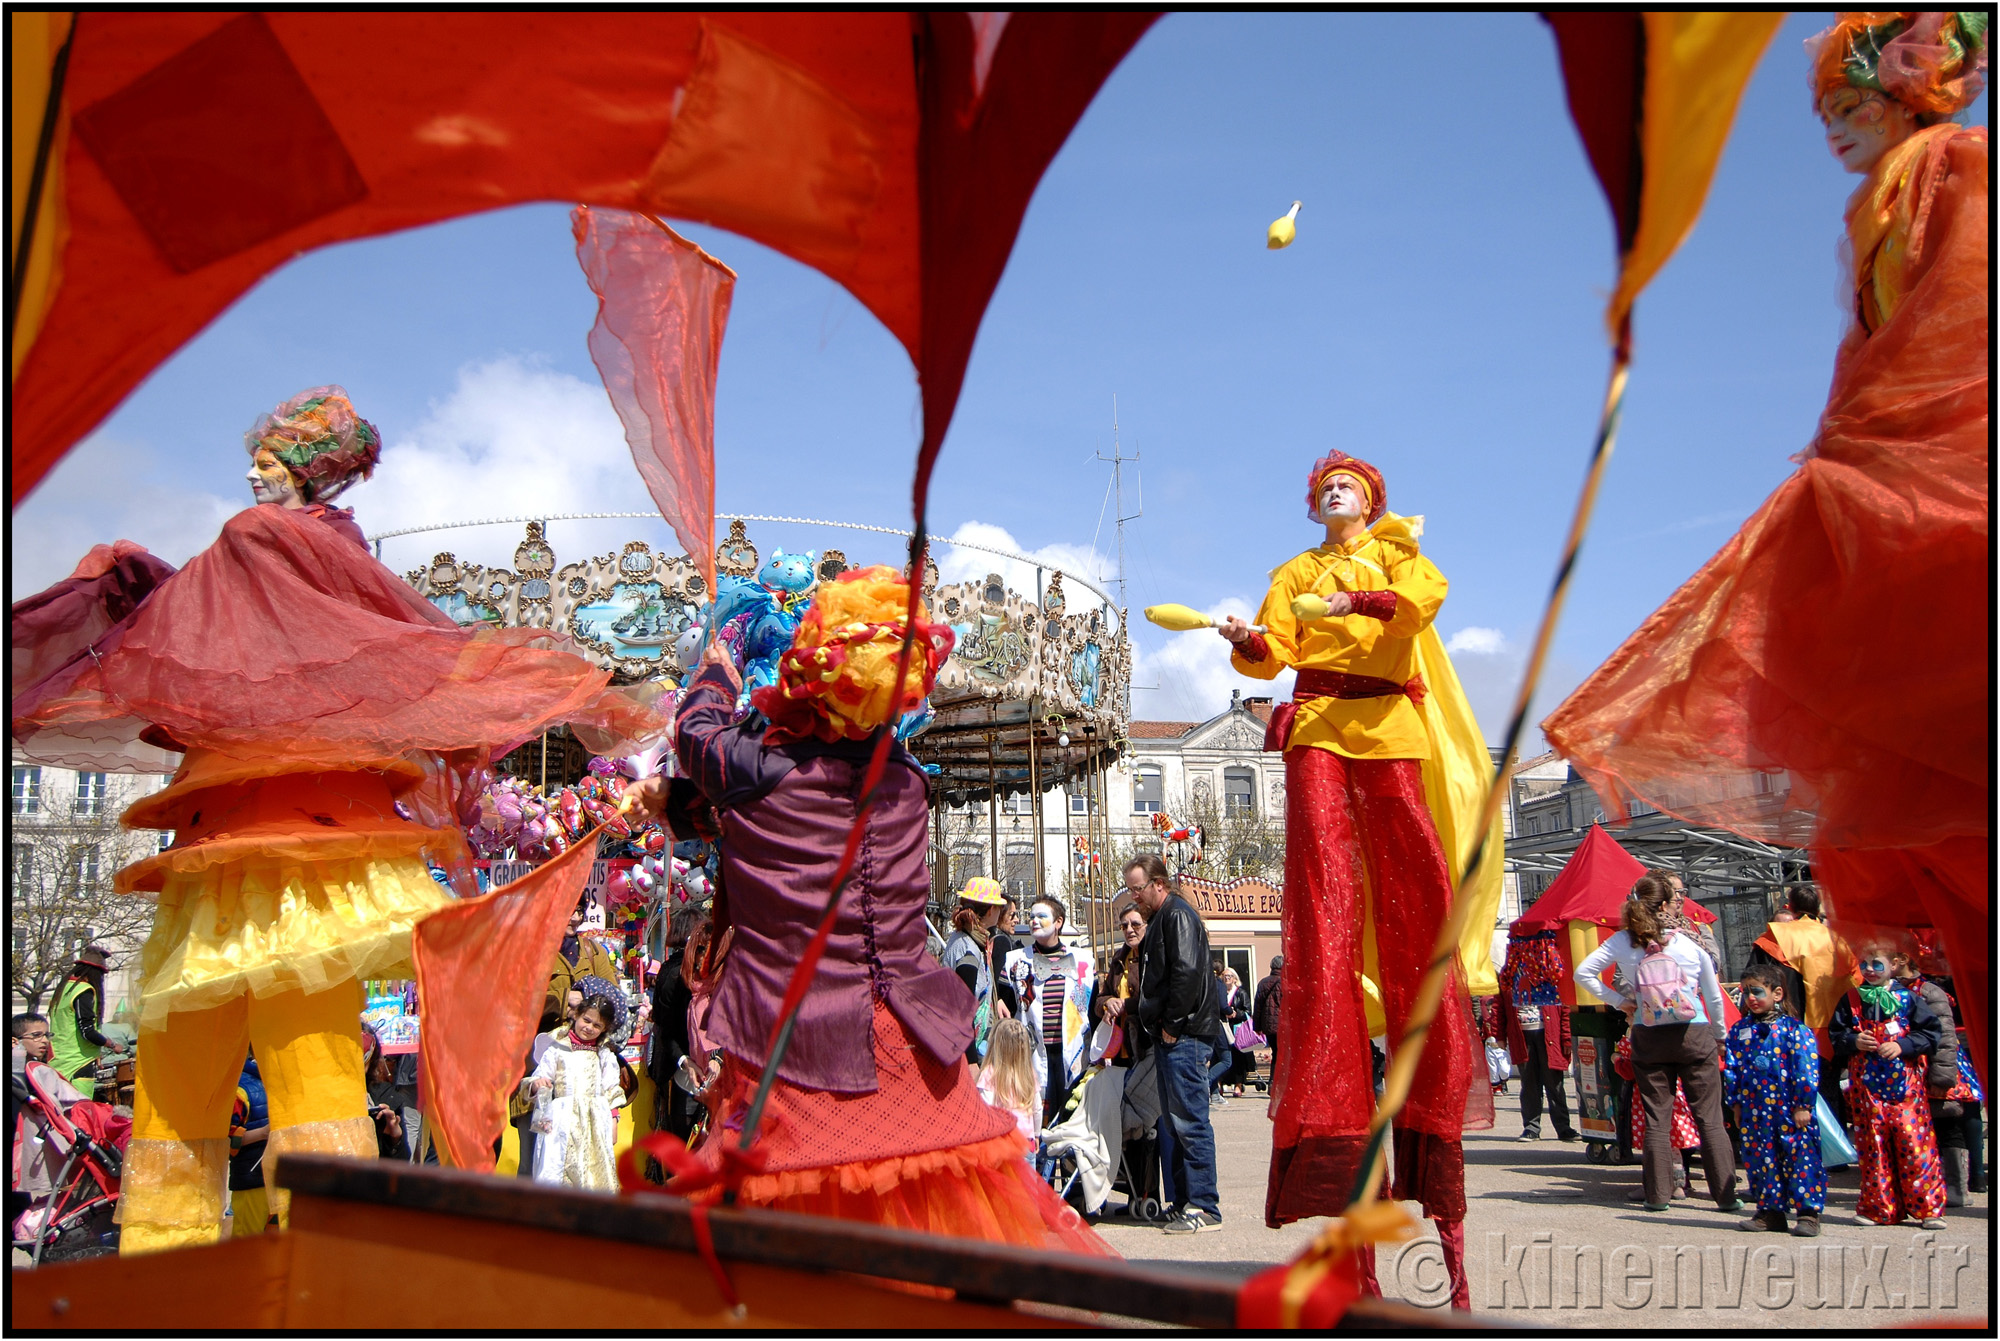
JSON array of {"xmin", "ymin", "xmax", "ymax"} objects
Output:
[{"xmin": 116, "ymin": 754, "xmax": 457, "ymax": 1255}]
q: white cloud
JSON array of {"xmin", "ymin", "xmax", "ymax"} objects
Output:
[
  {"xmin": 931, "ymin": 520, "xmax": 1116, "ymax": 603},
  {"xmin": 1130, "ymin": 594, "xmax": 1294, "ymax": 724},
  {"xmin": 346, "ymin": 356, "xmax": 679, "ymax": 572},
  {"xmin": 1446, "ymin": 625, "xmax": 1506, "ymax": 655},
  {"xmin": 930, "ymin": 520, "xmax": 1274, "ymax": 724},
  {"xmin": 9, "ymin": 433, "xmax": 238, "ymax": 595}
]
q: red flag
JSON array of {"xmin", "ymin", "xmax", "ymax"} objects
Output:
[
  {"xmin": 413, "ymin": 836, "xmax": 596, "ymax": 1170},
  {"xmin": 573, "ymin": 206, "xmax": 735, "ymax": 592}
]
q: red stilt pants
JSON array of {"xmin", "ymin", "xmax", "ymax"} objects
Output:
[{"xmin": 1266, "ymin": 748, "xmax": 1475, "ymax": 1230}]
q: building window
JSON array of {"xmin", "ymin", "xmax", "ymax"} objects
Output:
[
  {"xmin": 1003, "ymin": 842, "xmax": 1036, "ymax": 902},
  {"xmin": 1229, "ymin": 845, "xmax": 1261, "ymax": 877},
  {"xmin": 10, "ymin": 845, "xmax": 33, "ymax": 898},
  {"xmin": 1002, "ymin": 791, "xmax": 1032, "ymax": 815},
  {"xmin": 1132, "ymin": 766, "xmax": 1163, "ymax": 814},
  {"xmin": 158, "ymin": 830, "xmax": 176, "ymax": 854},
  {"xmin": 1223, "ymin": 767, "xmax": 1255, "ymax": 817},
  {"xmin": 75, "ymin": 771, "xmax": 108, "ymax": 817},
  {"xmin": 951, "ymin": 847, "xmax": 985, "ymax": 887},
  {"xmin": 1068, "ymin": 789, "xmax": 1099, "ymax": 815},
  {"xmin": 75, "ymin": 846, "xmax": 102, "ymax": 889},
  {"xmin": 12, "ymin": 766, "xmax": 42, "ymax": 816}
]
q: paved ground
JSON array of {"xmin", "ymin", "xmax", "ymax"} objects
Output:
[{"xmin": 1091, "ymin": 1085, "xmax": 1990, "ymax": 1327}]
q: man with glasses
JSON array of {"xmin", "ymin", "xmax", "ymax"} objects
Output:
[{"xmin": 1124, "ymin": 855, "xmax": 1223, "ymax": 1234}]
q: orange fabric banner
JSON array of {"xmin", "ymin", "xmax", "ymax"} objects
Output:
[
  {"xmin": 413, "ymin": 834, "xmax": 597, "ymax": 1170},
  {"xmin": 573, "ymin": 207, "xmax": 736, "ymax": 593}
]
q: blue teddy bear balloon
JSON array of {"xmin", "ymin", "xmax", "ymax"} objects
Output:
[{"xmin": 698, "ymin": 549, "xmax": 818, "ymax": 709}]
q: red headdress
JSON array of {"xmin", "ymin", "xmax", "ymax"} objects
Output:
[
  {"xmin": 750, "ymin": 566, "xmax": 954, "ymax": 744},
  {"xmin": 1304, "ymin": 451, "xmax": 1388, "ymax": 526}
]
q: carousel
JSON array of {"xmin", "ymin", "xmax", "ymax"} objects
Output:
[{"xmin": 386, "ymin": 512, "xmax": 1135, "ymax": 956}]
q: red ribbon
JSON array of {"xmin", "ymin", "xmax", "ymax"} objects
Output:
[{"xmin": 619, "ymin": 1129, "xmax": 772, "ymax": 1310}]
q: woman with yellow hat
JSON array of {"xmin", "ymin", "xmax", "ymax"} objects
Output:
[{"xmin": 942, "ymin": 875, "xmax": 1008, "ymax": 1063}]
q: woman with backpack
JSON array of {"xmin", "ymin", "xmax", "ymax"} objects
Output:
[{"xmin": 1576, "ymin": 876, "xmax": 1741, "ymax": 1213}]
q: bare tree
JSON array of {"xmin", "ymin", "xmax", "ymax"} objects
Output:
[{"xmin": 9, "ymin": 790, "xmax": 157, "ymax": 1013}]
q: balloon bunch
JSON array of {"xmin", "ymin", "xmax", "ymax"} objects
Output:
[{"xmin": 467, "ymin": 757, "xmax": 669, "ymax": 866}]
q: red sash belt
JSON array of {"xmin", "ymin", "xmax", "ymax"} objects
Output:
[{"xmin": 1264, "ymin": 670, "xmax": 1428, "ymax": 753}]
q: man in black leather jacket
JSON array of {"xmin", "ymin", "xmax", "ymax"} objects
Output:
[{"xmin": 1126, "ymin": 855, "xmax": 1223, "ymax": 1233}]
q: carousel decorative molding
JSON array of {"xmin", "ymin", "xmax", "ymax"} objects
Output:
[{"xmin": 398, "ymin": 519, "xmax": 1132, "ymax": 787}]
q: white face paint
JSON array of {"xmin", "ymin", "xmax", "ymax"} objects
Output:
[
  {"xmin": 247, "ymin": 448, "xmax": 304, "ymax": 508},
  {"xmin": 1318, "ymin": 474, "xmax": 1367, "ymax": 525}
]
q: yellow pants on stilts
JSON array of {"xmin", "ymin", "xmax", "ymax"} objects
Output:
[{"xmin": 121, "ymin": 979, "xmax": 378, "ymax": 1255}]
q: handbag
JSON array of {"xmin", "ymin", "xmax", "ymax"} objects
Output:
[
  {"xmin": 1814, "ymin": 1092, "xmax": 1857, "ymax": 1169},
  {"xmin": 1232, "ymin": 1020, "xmax": 1265, "ymax": 1051}
]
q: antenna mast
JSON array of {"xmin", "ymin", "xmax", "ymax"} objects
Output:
[{"xmin": 1095, "ymin": 395, "xmax": 1141, "ymax": 612}]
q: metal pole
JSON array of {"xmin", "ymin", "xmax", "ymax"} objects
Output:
[
  {"xmin": 987, "ymin": 733, "xmax": 999, "ymax": 883},
  {"xmin": 1029, "ymin": 715, "xmax": 1044, "ymax": 903},
  {"xmin": 1031, "ymin": 566, "xmax": 1046, "ymax": 906}
]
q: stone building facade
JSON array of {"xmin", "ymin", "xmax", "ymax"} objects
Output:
[{"xmin": 9, "ymin": 754, "xmax": 168, "ymax": 1020}]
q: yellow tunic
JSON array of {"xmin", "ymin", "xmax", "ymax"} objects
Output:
[{"xmin": 1231, "ymin": 514, "xmax": 1445, "ymax": 760}]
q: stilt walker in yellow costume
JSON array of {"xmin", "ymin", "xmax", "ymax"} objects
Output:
[{"xmin": 11, "ymin": 388, "xmax": 637, "ymax": 1254}]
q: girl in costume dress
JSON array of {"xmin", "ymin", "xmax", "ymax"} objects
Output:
[
  {"xmin": 628, "ymin": 567, "xmax": 1112, "ymax": 1256},
  {"xmin": 1544, "ymin": 11, "xmax": 1991, "ymax": 1074},
  {"xmin": 530, "ymin": 982, "xmax": 628, "ymax": 1191},
  {"xmin": 11, "ymin": 387, "xmax": 640, "ymax": 1254}
]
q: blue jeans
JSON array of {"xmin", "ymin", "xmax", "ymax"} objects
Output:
[
  {"xmin": 1154, "ymin": 1034, "xmax": 1219, "ymax": 1216},
  {"xmin": 1206, "ymin": 1035, "xmax": 1234, "ymax": 1092}
]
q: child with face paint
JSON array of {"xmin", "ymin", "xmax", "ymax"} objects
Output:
[
  {"xmin": 1830, "ymin": 938, "xmax": 1949, "ymax": 1227},
  {"xmin": 1725, "ymin": 964, "xmax": 1826, "ymax": 1236}
]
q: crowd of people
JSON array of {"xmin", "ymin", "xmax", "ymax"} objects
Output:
[{"xmin": 1472, "ymin": 877, "xmax": 1984, "ymax": 1241}]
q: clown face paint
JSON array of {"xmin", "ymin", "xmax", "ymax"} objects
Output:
[
  {"xmin": 1857, "ymin": 951, "xmax": 1893, "ymax": 985},
  {"xmin": 247, "ymin": 447, "xmax": 305, "ymax": 508},
  {"xmin": 1318, "ymin": 474, "xmax": 1369, "ymax": 526},
  {"xmin": 1741, "ymin": 980, "xmax": 1783, "ymax": 1018},
  {"xmin": 1819, "ymin": 85, "xmax": 1918, "ymax": 174}
]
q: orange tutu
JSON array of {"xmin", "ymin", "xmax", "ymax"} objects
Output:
[{"xmin": 702, "ymin": 1001, "xmax": 1116, "ymax": 1259}]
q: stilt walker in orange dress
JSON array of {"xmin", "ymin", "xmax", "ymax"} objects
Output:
[
  {"xmin": 1544, "ymin": 12, "xmax": 1990, "ymax": 1069},
  {"xmin": 1222, "ymin": 453, "xmax": 1495, "ymax": 1310},
  {"xmin": 12, "ymin": 387, "xmax": 641, "ymax": 1254}
]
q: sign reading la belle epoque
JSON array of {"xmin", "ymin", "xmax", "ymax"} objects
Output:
[{"xmin": 1177, "ymin": 876, "xmax": 1283, "ymax": 919}]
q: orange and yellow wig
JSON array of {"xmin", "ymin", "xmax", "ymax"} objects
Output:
[{"xmin": 751, "ymin": 566, "xmax": 954, "ymax": 743}]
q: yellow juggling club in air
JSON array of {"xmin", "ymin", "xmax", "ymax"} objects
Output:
[
  {"xmin": 1267, "ymin": 200, "xmax": 1301, "ymax": 250},
  {"xmin": 1144, "ymin": 604, "xmax": 1265, "ymax": 634}
]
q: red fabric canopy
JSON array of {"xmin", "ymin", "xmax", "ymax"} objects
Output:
[
  {"xmin": 11, "ymin": 11, "xmax": 1158, "ymax": 506},
  {"xmin": 1509, "ymin": 823, "xmax": 1719, "ymax": 932}
]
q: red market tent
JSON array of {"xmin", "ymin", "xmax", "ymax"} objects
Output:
[{"xmin": 1508, "ymin": 823, "xmax": 1715, "ymax": 1006}]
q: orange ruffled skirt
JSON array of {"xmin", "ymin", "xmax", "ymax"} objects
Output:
[{"xmin": 701, "ymin": 1002, "xmax": 1116, "ymax": 1259}]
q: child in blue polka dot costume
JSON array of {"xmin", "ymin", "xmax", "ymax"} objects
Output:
[{"xmin": 1725, "ymin": 963, "xmax": 1825, "ymax": 1236}]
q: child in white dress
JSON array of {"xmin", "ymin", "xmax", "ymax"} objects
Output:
[{"xmin": 528, "ymin": 986, "xmax": 626, "ymax": 1190}]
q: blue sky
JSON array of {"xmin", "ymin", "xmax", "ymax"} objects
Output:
[{"xmin": 12, "ymin": 12, "xmax": 1984, "ymax": 738}]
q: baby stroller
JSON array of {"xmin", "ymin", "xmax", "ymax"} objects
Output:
[
  {"xmin": 11, "ymin": 1063, "xmax": 130, "ymax": 1265},
  {"xmin": 1038, "ymin": 1065, "xmax": 1098, "ymax": 1207},
  {"xmin": 1106, "ymin": 1050, "xmax": 1171, "ymax": 1221}
]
